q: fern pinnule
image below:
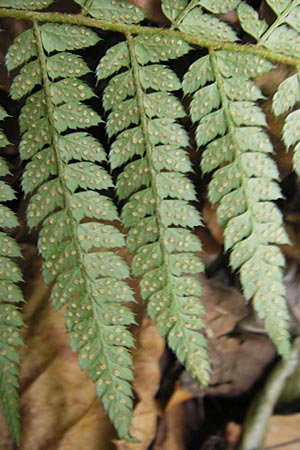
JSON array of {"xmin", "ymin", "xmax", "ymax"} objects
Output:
[
  {"xmin": 0, "ymin": 106, "xmax": 24, "ymax": 445},
  {"xmin": 97, "ymin": 23, "xmax": 211, "ymax": 384},
  {"xmin": 183, "ymin": 46, "xmax": 291, "ymax": 357},
  {"xmin": 0, "ymin": 0, "xmax": 54, "ymax": 9},
  {"xmin": 7, "ymin": 21, "xmax": 137, "ymax": 440}
]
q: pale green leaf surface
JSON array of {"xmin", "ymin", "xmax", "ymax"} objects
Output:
[
  {"xmin": 0, "ymin": 132, "xmax": 10, "ymax": 149},
  {"xmin": 41, "ymin": 23, "xmax": 99, "ymax": 53},
  {"xmin": 285, "ymin": 5, "xmax": 300, "ymax": 30},
  {"xmin": 169, "ymin": 253, "xmax": 204, "ymax": 276},
  {"xmin": 110, "ymin": 126, "xmax": 145, "ymax": 170},
  {"xmin": 132, "ymin": 241, "xmax": 163, "ymax": 276},
  {"xmin": 201, "ymin": 135, "xmax": 234, "ymax": 173},
  {"xmin": 200, "ymin": 0, "xmax": 241, "ymax": 14},
  {"xmin": 238, "ymin": 2, "xmax": 268, "ymax": 40},
  {"xmin": 0, "ymin": 233, "xmax": 22, "ymax": 258},
  {"xmin": 182, "ymin": 55, "xmax": 214, "ymax": 95},
  {"xmin": 179, "ymin": 8, "xmax": 237, "ymax": 41},
  {"xmin": 217, "ymin": 188, "xmax": 247, "ymax": 226},
  {"xmin": 246, "ymin": 178, "xmax": 283, "ymax": 202},
  {"xmin": 6, "ymin": 28, "xmax": 36, "ymax": 72},
  {"xmin": 190, "ymin": 82, "xmax": 221, "ymax": 122},
  {"xmin": 148, "ymin": 119, "xmax": 189, "ymax": 146},
  {"xmin": 22, "ymin": 147, "xmax": 57, "ymax": 195},
  {"xmin": 224, "ymin": 212, "xmax": 252, "ymax": 251},
  {"xmin": 0, "ymin": 182, "xmax": 15, "ymax": 202},
  {"xmin": 134, "ymin": 35, "xmax": 191, "ymax": 65},
  {"xmin": 77, "ymin": 223, "xmax": 125, "ymax": 251},
  {"xmin": 0, "ymin": 0, "xmax": 53, "ymax": 9},
  {"xmin": 159, "ymin": 200, "xmax": 201, "ymax": 227},
  {"xmin": 264, "ymin": 25, "xmax": 300, "ymax": 57},
  {"xmin": 266, "ymin": 0, "xmax": 292, "ymax": 15},
  {"xmin": 216, "ymin": 50, "xmax": 273, "ymax": 78},
  {"xmin": 84, "ymin": 252, "xmax": 130, "ymax": 280},
  {"xmin": 103, "ymin": 70, "xmax": 135, "ymax": 111},
  {"xmin": 69, "ymin": 192, "xmax": 118, "ymax": 222},
  {"xmin": 293, "ymin": 141, "xmax": 300, "ymax": 176},
  {"xmin": 235, "ymin": 127, "xmax": 273, "ymax": 153},
  {"xmin": 46, "ymin": 52, "xmax": 91, "ymax": 80},
  {"xmin": 140, "ymin": 64, "xmax": 181, "ymax": 91},
  {"xmin": 53, "ymin": 102, "xmax": 101, "ymax": 133},
  {"xmin": 0, "ymin": 257, "xmax": 22, "ymax": 283},
  {"xmin": 58, "ymin": 133, "xmax": 106, "ymax": 164},
  {"xmin": 161, "ymin": 0, "xmax": 188, "ymax": 22},
  {"xmin": 107, "ymin": 97, "xmax": 139, "ymax": 138},
  {"xmin": 50, "ymin": 78, "xmax": 96, "ymax": 105},
  {"xmin": 75, "ymin": 0, "xmax": 145, "ymax": 24},
  {"xmin": 283, "ymin": 109, "xmax": 300, "ymax": 147},
  {"xmin": 152, "ymin": 145, "xmax": 192, "ymax": 173},
  {"xmin": 121, "ymin": 188, "xmax": 156, "ymax": 227},
  {"xmin": 96, "ymin": 42, "xmax": 130, "ymax": 80},
  {"xmin": 26, "ymin": 178, "xmax": 64, "ymax": 229},
  {"xmin": 196, "ymin": 109, "xmax": 227, "ymax": 147},
  {"xmin": 229, "ymin": 101, "xmax": 267, "ymax": 127},
  {"xmin": 10, "ymin": 60, "xmax": 41, "ymax": 100},
  {"xmin": 155, "ymin": 172, "xmax": 196, "ymax": 201},
  {"xmin": 240, "ymin": 152, "xmax": 279, "ymax": 179},
  {"xmin": 144, "ymin": 92, "xmax": 185, "ymax": 120},
  {"xmin": 19, "ymin": 91, "xmax": 47, "ymax": 133},
  {"xmin": 19, "ymin": 118, "xmax": 51, "ymax": 160},
  {"xmin": 0, "ymin": 206, "xmax": 19, "ymax": 229},
  {"xmin": 127, "ymin": 216, "xmax": 159, "ymax": 251},
  {"xmin": 163, "ymin": 228, "xmax": 203, "ymax": 253},
  {"xmin": 0, "ymin": 158, "xmax": 9, "ymax": 177},
  {"xmin": 63, "ymin": 162, "xmax": 113, "ymax": 193},
  {"xmin": 208, "ymin": 162, "xmax": 241, "ymax": 203},
  {"xmin": 223, "ymin": 77, "xmax": 264, "ymax": 101},
  {"xmin": 273, "ymin": 74, "xmax": 300, "ymax": 116},
  {"xmin": 117, "ymin": 159, "xmax": 151, "ymax": 199}
]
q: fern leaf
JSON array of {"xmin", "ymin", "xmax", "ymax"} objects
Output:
[
  {"xmin": 9, "ymin": 21, "xmax": 137, "ymax": 440},
  {"xmin": 75, "ymin": 0, "xmax": 145, "ymax": 23},
  {"xmin": 260, "ymin": 2, "xmax": 300, "ymax": 176},
  {"xmin": 178, "ymin": 7, "xmax": 238, "ymax": 41},
  {"xmin": 184, "ymin": 48, "xmax": 291, "ymax": 357},
  {"xmin": 0, "ymin": 107, "xmax": 24, "ymax": 445},
  {"xmin": 97, "ymin": 31, "xmax": 211, "ymax": 386},
  {"xmin": 237, "ymin": 3, "xmax": 268, "ymax": 40},
  {"xmin": 0, "ymin": 0, "xmax": 53, "ymax": 9}
]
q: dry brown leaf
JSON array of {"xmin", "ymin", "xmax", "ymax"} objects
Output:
[
  {"xmin": 264, "ymin": 414, "xmax": 300, "ymax": 450},
  {"xmin": 152, "ymin": 404, "xmax": 186, "ymax": 450},
  {"xmin": 115, "ymin": 318, "xmax": 164, "ymax": 450},
  {"xmin": 165, "ymin": 384, "xmax": 194, "ymax": 411}
]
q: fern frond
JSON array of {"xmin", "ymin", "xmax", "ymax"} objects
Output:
[
  {"xmin": 97, "ymin": 28, "xmax": 211, "ymax": 385},
  {"xmin": 0, "ymin": 106, "xmax": 24, "ymax": 444},
  {"xmin": 183, "ymin": 47, "xmax": 291, "ymax": 357},
  {"xmin": 8, "ymin": 21, "xmax": 137, "ymax": 440},
  {"xmin": 75, "ymin": 0, "xmax": 145, "ymax": 23},
  {"xmin": 162, "ymin": 0, "xmax": 238, "ymax": 40},
  {"xmin": 0, "ymin": 0, "xmax": 54, "ymax": 9}
]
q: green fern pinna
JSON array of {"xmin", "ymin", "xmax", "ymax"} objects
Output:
[{"xmin": 0, "ymin": 0, "xmax": 299, "ymax": 442}]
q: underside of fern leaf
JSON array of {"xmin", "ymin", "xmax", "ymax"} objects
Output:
[
  {"xmin": 183, "ymin": 46, "xmax": 291, "ymax": 356},
  {"xmin": 7, "ymin": 19, "xmax": 138, "ymax": 440},
  {"xmin": 96, "ymin": 28, "xmax": 211, "ymax": 384},
  {"xmin": 0, "ymin": 106, "xmax": 24, "ymax": 444},
  {"xmin": 1, "ymin": 0, "xmax": 300, "ymax": 443}
]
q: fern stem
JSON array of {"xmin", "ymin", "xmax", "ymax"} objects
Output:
[{"xmin": 0, "ymin": 8, "xmax": 299, "ymax": 67}]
